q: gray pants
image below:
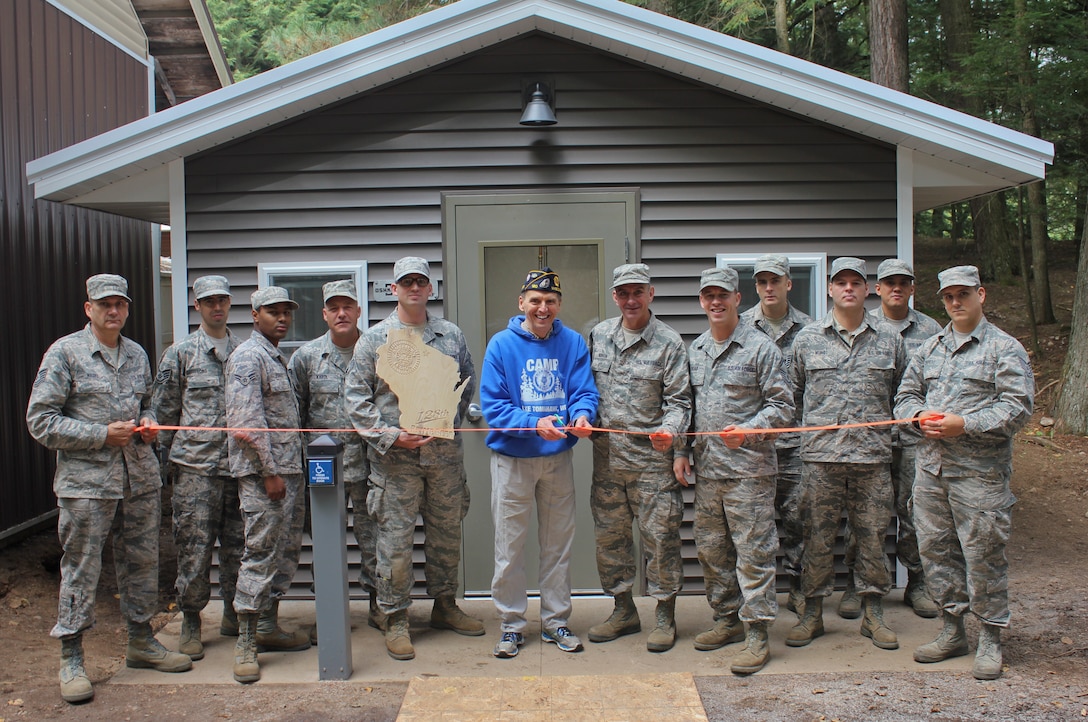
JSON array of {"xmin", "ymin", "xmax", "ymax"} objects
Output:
[
  {"xmin": 52, "ymin": 489, "xmax": 161, "ymax": 639},
  {"xmin": 234, "ymin": 473, "xmax": 305, "ymax": 614},
  {"xmin": 173, "ymin": 469, "xmax": 243, "ymax": 612}
]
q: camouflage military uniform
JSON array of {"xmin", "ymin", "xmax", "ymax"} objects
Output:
[
  {"xmin": 288, "ymin": 331, "xmax": 376, "ymax": 594},
  {"xmin": 686, "ymin": 322, "xmax": 794, "ymax": 623},
  {"xmin": 343, "ymin": 311, "xmax": 475, "ymax": 616},
  {"xmin": 152, "ymin": 326, "xmax": 243, "ymax": 615},
  {"xmin": 790, "ymin": 314, "xmax": 905, "ymax": 598},
  {"xmin": 226, "ymin": 330, "xmax": 305, "ymax": 615},
  {"xmin": 26, "ymin": 325, "xmax": 162, "ymax": 638},
  {"xmin": 588, "ymin": 313, "xmax": 692, "ymax": 601},
  {"xmin": 894, "ymin": 318, "xmax": 1033, "ymax": 625},
  {"xmin": 863, "ymin": 306, "xmax": 942, "ymax": 577},
  {"xmin": 741, "ymin": 302, "xmax": 812, "ymax": 579}
]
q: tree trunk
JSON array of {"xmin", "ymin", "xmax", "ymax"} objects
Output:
[
  {"xmin": 971, "ymin": 193, "xmax": 1016, "ymax": 283},
  {"xmin": 1053, "ymin": 198, "xmax": 1088, "ymax": 434},
  {"xmin": 870, "ymin": 0, "xmax": 908, "ymax": 91},
  {"xmin": 775, "ymin": 0, "xmax": 790, "ymax": 53}
]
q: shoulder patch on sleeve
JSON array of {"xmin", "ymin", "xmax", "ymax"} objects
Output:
[
  {"xmin": 233, "ymin": 370, "xmax": 258, "ymax": 387},
  {"xmin": 155, "ymin": 368, "xmax": 173, "ymax": 384},
  {"xmin": 33, "ymin": 368, "xmax": 48, "ymax": 387}
]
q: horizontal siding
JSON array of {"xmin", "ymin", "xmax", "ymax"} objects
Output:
[{"xmin": 186, "ymin": 35, "xmax": 895, "ymax": 335}]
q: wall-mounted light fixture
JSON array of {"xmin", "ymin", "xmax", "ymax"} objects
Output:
[{"xmin": 520, "ymin": 82, "xmax": 557, "ymax": 126}]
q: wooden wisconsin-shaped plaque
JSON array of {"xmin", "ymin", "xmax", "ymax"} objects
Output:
[{"xmin": 375, "ymin": 328, "xmax": 471, "ymax": 439}]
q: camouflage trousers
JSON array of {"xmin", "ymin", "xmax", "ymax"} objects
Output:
[
  {"xmin": 51, "ymin": 487, "xmax": 160, "ymax": 639},
  {"xmin": 590, "ymin": 465, "xmax": 683, "ymax": 601},
  {"xmin": 368, "ymin": 461, "xmax": 469, "ymax": 615},
  {"xmin": 801, "ymin": 462, "xmax": 893, "ymax": 598},
  {"xmin": 693, "ymin": 475, "xmax": 779, "ymax": 623},
  {"xmin": 233, "ymin": 473, "xmax": 305, "ymax": 614},
  {"xmin": 172, "ymin": 469, "xmax": 243, "ymax": 612},
  {"xmin": 913, "ymin": 468, "xmax": 1014, "ymax": 626},
  {"xmin": 775, "ymin": 445, "xmax": 805, "ymax": 578},
  {"xmin": 347, "ymin": 480, "xmax": 378, "ymax": 593},
  {"xmin": 842, "ymin": 445, "xmax": 923, "ymax": 576}
]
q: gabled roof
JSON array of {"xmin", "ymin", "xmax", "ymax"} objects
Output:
[{"xmin": 27, "ymin": 0, "xmax": 1053, "ymax": 223}]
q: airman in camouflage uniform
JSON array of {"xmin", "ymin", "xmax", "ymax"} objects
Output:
[
  {"xmin": 27, "ymin": 273, "xmax": 192, "ymax": 704},
  {"xmin": 152, "ymin": 274, "xmax": 243, "ymax": 661},
  {"xmin": 739, "ymin": 254, "xmax": 813, "ymax": 615},
  {"xmin": 895, "ymin": 265, "xmax": 1033, "ymax": 680},
  {"xmin": 343, "ymin": 257, "xmax": 481, "ymax": 661},
  {"xmin": 837, "ymin": 259, "xmax": 942, "ymax": 620},
  {"xmin": 787, "ymin": 258, "xmax": 906, "ymax": 652},
  {"xmin": 225, "ymin": 286, "xmax": 309, "ymax": 684},
  {"xmin": 288, "ymin": 279, "xmax": 382, "ymax": 633},
  {"xmin": 586, "ymin": 264, "xmax": 692, "ymax": 653},
  {"xmin": 676, "ymin": 267, "xmax": 794, "ymax": 675}
]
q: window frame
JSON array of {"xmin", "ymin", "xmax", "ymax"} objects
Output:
[
  {"xmin": 715, "ymin": 252, "xmax": 828, "ymax": 319},
  {"xmin": 257, "ymin": 260, "xmax": 369, "ymax": 354}
]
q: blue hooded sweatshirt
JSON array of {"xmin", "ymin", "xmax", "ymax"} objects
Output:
[{"xmin": 480, "ymin": 316, "xmax": 599, "ymax": 458}]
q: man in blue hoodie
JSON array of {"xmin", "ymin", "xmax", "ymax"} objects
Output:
[{"xmin": 480, "ymin": 267, "xmax": 599, "ymax": 659}]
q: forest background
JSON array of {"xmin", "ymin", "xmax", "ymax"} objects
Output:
[{"xmin": 206, "ymin": 0, "xmax": 1088, "ymax": 430}]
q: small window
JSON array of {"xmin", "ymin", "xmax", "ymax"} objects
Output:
[
  {"xmin": 258, "ymin": 261, "xmax": 368, "ymax": 353},
  {"xmin": 715, "ymin": 253, "xmax": 827, "ymax": 319}
]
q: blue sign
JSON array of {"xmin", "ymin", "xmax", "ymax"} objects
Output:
[{"xmin": 308, "ymin": 458, "xmax": 335, "ymax": 486}]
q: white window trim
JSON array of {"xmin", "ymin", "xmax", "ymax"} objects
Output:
[
  {"xmin": 715, "ymin": 252, "xmax": 828, "ymax": 319},
  {"xmin": 258, "ymin": 260, "xmax": 369, "ymax": 351}
]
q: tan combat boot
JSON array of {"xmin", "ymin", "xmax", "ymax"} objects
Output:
[
  {"xmin": 59, "ymin": 636, "xmax": 93, "ymax": 704},
  {"xmin": 588, "ymin": 590, "xmax": 641, "ymax": 643},
  {"xmin": 973, "ymin": 623, "xmax": 1004, "ymax": 680},
  {"xmin": 178, "ymin": 611, "xmax": 204, "ymax": 660},
  {"xmin": 904, "ymin": 570, "xmax": 939, "ymax": 618},
  {"xmin": 385, "ymin": 610, "xmax": 415, "ymax": 660},
  {"xmin": 430, "ymin": 595, "xmax": 485, "ymax": 636},
  {"xmin": 256, "ymin": 599, "xmax": 311, "ymax": 652},
  {"xmin": 786, "ymin": 597, "xmax": 824, "ymax": 647},
  {"xmin": 837, "ymin": 571, "xmax": 861, "ymax": 619},
  {"xmin": 786, "ymin": 576, "xmax": 805, "ymax": 617},
  {"xmin": 730, "ymin": 622, "xmax": 770, "ymax": 675},
  {"xmin": 233, "ymin": 613, "xmax": 260, "ymax": 684},
  {"xmin": 646, "ymin": 597, "xmax": 676, "ymax": 653},
  {"xmin": 368, "ymin": 591, "xmax": 387, "ymax": 632},
  {"xmin": 693, "ymin": 612, "xmax": 744, "ymax": 651},
  {"xmin": 125, "ymin": 621, "xmax": 193, "ymax": 672},
  {"xmin": 914, "ymin": 611, "xmax": 968, "ymax": 663},
  {"xmin": 860, "ymin": 595, "xmax": 898, "ymax": 650},
  {"xmin": 220, "ymin": 598, "xmax": 239, "ymax": 637}
]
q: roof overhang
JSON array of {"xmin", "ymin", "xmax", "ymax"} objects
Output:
[{"xmin": 28, "ymin": 0, "xmax": 1053, "ymax": 223}]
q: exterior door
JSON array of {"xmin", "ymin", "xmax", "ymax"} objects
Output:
[{"xmin": 444, "ymin": 190, "xmax": 638, "ymax": 595}]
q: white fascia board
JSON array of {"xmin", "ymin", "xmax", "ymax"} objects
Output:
[{"xmin": 29, "ymin": 0, "xmax": 1053, "ymax": 203}]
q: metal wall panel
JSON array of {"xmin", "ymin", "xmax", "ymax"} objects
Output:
[{"xmin": 1, "ymin": 0, "xmax": 154, "ymax": 540}]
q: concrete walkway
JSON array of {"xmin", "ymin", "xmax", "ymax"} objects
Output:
[{"xmin": 111, "ymin": 594, "xmax": 971, "ymax": 718}]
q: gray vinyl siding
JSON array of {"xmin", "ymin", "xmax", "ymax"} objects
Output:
[
  {"xmin": 187, "ymin": 33, "xmax": 896, "ymax": 597},
  {"xmin": 186, "ymin": 33, "xmax": 896, "ymax": 338}
]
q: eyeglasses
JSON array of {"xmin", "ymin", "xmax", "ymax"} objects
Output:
[{"xmin": 398, "ymin": 276, "xmax": 429, "ymax": 288}]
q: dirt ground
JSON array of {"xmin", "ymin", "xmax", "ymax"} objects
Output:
[{"xmin": 2, "ymin": 238, "xmax": 1086, "ymax": 721}]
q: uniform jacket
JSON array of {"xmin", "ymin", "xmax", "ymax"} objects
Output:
[
  {"xmin": 868, "ymin": 306, "xmax": 942, "ymax": 447},
  {"xmin": 741, "ymin": 302, "xmax": 812, "ymax": 449}
]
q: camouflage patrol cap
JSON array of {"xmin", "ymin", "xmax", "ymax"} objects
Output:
[
  {"xmin": 937, "ymin": 265, "xmax": 981, "ymax": 293},
  {"xmin": 193, "ymin": 275, "xmax": 231, "ymax": 300},
  {"xmin": 830, "ymin": 257, "xmax": 867, "ymax": 281},
  {"xmin": 611, "ymin": 263, "xmax": 651, "ymax": 288},
  {"xmin": 876, "ymin": 259, "xmax": 914, "ymax": 280},
  {"xmin": 251, "ymin": 286, "xmax": 298, "ymax": 311},
  {"xmin": 393, "ymin": 257, "xmax": 430, "ymax": 282},
  {"xmin": 322, "ymin": 279, "xmax": 358, "ymax": 303},
  {"xmin": 86, "ymin": 273, "xmax": 131, "ymax": 302},
  {"xmin": 699, "ymin": 267, "xmax": 739, "ymax": 292},
  {"xmin": 753, "ymin": 254, "xmax": 790, "ymax": 278}
]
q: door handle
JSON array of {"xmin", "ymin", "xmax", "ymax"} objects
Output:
[{"xmin": 466, "ymin": 402, "xmax": 483, "ymax": 423}]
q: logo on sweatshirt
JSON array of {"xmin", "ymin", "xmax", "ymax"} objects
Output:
[{"xmin": 520, "ymin": 358, "xmax": 564, "ymax": 402}]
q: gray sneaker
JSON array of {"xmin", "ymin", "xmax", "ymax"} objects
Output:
[
  {"xmin": 542, "ymin": 626, "xmax": 583, "ymax": 653},
  {"xmin": 493, "ymin": 631, "xmax": 524, "ymax": 658}
]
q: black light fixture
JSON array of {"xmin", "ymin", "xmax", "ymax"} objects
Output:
[{"xmin": 520, "ymin": 82, "xmax": 557, "ymax": 126}]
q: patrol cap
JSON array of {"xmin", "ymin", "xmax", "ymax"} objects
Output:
[
  {"xmin": 699, "ymin": 267, "xmax": 739, "ymax": 292},
  {"xmin": 611, "ymin": 263, "xmax": 651, "ymax": 288},
  {"xmin": 830, "ymin": 257, "xmax": 867, "ymax": 281},
  {"xmin": 322, "ymin": 279, "xmax": 358, "ymax": 303},
  {"xmin": 86, "ymin": 273, "xmax": 131, "ymax": 302},
  {"xmin": 193, "ymin": 275, "xmax": 231, "ymax": 300},
  {"xmin": 393, "ymin": 257, "xmax": 430, "ymax": 282},
  {"xmin": 522, "ymin": 268, "xmax": 562, "ymax": 295},
  {"xmin": 251, "ymin": 286, "xmax": 298, "ymax": 311},
  {"xmin": 876, "ymin": 259, "xmax": 915, "ymax": 281},
  {"xmin": 753, "ymin": 254, "xmax": 790, "ymax": 278},
  {"xmin": 937, "ymin": 265, "xmax": 981, "ymax": 293}
]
